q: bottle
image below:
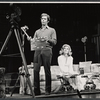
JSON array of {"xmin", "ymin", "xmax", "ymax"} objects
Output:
[{"xmin": 79, "ymin": 68, "xmax": 84, "ymax": 74}]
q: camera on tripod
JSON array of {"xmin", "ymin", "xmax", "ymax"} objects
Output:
[
  {"xmin": 6, "ymin": 4, "xmax": 22, "ymax": 25},
  {"xmin": 0, "ymin": 3, "xmax": 35, "ymax": 97}
]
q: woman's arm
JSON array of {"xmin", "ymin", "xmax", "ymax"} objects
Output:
[
  {"xmin": 58, "ymin": 56, "xmax": 69, "ymax": 75},
  {"xmin": 68, "ymin": 56, "xmax": 74, "ymax": 74}
]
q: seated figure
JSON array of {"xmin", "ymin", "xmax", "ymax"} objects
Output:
[{"xmin": 57, "ymin": 44, "xmax": 78, "ymax": 91}]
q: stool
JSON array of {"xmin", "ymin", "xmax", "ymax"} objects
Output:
[
  {"xmin": 57, "ymin": 75, "xmax": 74, "ymax": 92},
  {"xmin": 57, "ymin": 74, "xmax": 82, "ymax": 98}
]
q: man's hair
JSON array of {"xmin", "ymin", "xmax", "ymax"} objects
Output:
[{"xmin": 41, "ymin": 13, "xmax": 50, "ymax": 22}]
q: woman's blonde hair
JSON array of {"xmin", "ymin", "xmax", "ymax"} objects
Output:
[{"xmin": 59, "ymin": 44, "xmax": 72, "ymax": 56}]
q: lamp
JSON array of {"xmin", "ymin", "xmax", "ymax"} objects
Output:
[{"xmin": 81, "ymin": 36, "xmax": 87, "ymax": 61}]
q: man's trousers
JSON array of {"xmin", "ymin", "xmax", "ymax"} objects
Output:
[{"xmin": 33, "ymin": 48, "xmax": 52, "ymax": 95}]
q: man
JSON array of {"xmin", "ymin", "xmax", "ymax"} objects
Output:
[{"xmin": 28, "ymin": 13, "xmax": 57, "ymax": 95}]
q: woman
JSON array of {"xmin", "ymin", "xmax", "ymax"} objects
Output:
[
  {"xmin": 58, "ymin": 44, "xmax": 75, "ymax": 75},
  {"xmin": 57, "ymin": 44, "xmax": 82, "ymax": 98},
  {"xmin": 57, "ymin": 44, "xmax": 78, "ymax": 89}
]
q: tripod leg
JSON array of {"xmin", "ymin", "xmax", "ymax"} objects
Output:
[
  {"xmin": 76, "ymin": 89, "xmax": 82, "ymax": 98},
  {"xmin": 0, "ymin": 29, "xmax": 13, "ymax": 55},
  {"xmin": 10, "ymin": 75, "xmax": 20, "ymax": 96},
  {"xmin": 14, "ymin": 28, "xmax": 35, "ymax": 98}
]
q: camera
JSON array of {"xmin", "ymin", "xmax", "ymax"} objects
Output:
[{"xmin": 6, "ymin": 4, "xmax": 22, "ymax": 25}]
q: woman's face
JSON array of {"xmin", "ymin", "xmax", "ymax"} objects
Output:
[{"xmin": 63, "ymin": 46, "xmax": 70, "ymax": 55}]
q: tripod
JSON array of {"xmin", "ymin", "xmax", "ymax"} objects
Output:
[{"xmin": 0, "ymin": 23, "xmax": 35, "ymax": 98}]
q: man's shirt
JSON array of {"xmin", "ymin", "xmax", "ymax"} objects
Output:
[{"xmin": 31, "ymin": 26, "xmax": 57, "ymax": 50}]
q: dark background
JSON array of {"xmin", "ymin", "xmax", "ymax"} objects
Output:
[{"xmin": 0, "ymin": 3, "xmax": 99, "ymax": 73}]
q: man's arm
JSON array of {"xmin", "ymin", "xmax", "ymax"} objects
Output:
[
  {"xmin": 47, "ymin": 28, "xmax": 57, "ymax": 46},
  {"xmin": 27, "ymin": 31, "xmax": 37, "ymax": 42}
]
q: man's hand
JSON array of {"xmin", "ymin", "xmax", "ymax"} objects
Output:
[
  {"xmin": 44, "ymin": 36, "xmax": 49, "ymax": 42},
  {"xmin": 27, "ymin": 36, "xmax": 32, "ymax": 41},
  {"xmin": 39, "ymin": 36, "xmax": 48, "ymax": 42}
]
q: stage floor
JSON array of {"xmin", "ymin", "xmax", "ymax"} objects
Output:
[{"xmin": 5, "ymin": 91, "xmax": 100, "ymax": 99}]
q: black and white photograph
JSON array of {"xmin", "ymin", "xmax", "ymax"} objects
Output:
[{"xmin": 0, "ymin": 2, "xmax": 100, "ymax": 99}]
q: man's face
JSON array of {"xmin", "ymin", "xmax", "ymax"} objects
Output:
[{"xmin": 41, "ymin": 16, "xmax": 48, "ymax": 25}]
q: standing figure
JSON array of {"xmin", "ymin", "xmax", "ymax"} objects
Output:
[{"xmin": 28, "ymin": 13, "xmax": 57, "ymax": 95}]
